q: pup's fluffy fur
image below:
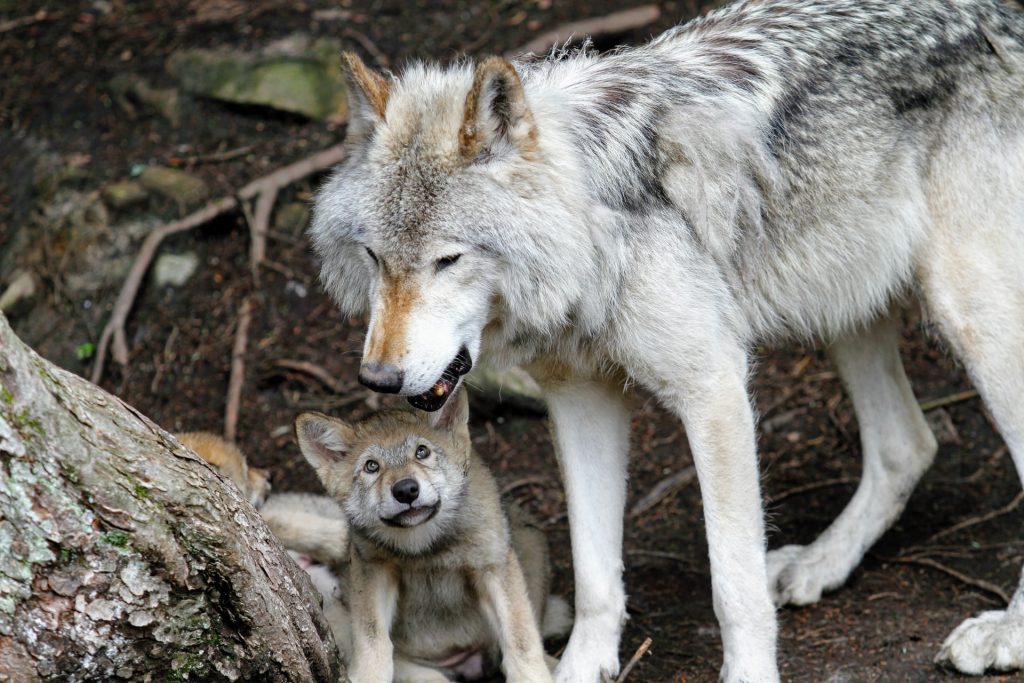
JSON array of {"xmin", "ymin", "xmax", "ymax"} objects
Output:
[
  {"xmin": 291, "ymin": 390, "xmax": 570, "ymax": 682},
  {"xmin": 310, "ymin": 0, "xmax": 1024, "ymax": 679},
  {"xmin": 175, "ymin": 431, "xmax": 271, "ymax": 507}
]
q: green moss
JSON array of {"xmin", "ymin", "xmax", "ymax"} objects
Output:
[
  {"xmin": 101, "ymin": 530, "xmax": 131, "ymax": 548},
  {"xmin": 134, "ymin": 484, "xmax": 150, "ymax": 499},
  {"xmin": 0, "ymin": 387, "xmax": 13, "ymax": 404},
  {"xmin": 64, "ymin": 464, "xmax": 79, "ymax": 483},
  {"xmin": 13, "ymin": 409, "xmax": 43, "ymax": 435}
]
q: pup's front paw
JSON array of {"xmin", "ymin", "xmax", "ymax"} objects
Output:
[
  {"xmin": 936, "ymin": 610, "xmax": 1024, "ymax": 675},
  {"xmin": 766, "ymin": 544, "xmax": 829, "ymax": 607},
  {"xmin": 553, "ymin": 617, "xmax": 620, "ymax": 683}
]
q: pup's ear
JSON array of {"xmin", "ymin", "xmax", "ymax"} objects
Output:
[
  {"xmin": 295, "ymin": 412, "xmax": 356, "ymax": 482},
  {"xmin": 341, "ymin": 51, "xmax": 391, "ymax": 137},
  {"xmin": 459, "ymin": 56, "xmax": 536, "ymax": 162},
  {"xmin": 428, "ymin": 387, "xmax": 470, "ymax": 442}
]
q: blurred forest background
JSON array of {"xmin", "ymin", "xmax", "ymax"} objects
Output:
[{"xmin": 1, "ymin": 1, "xmax": 1022, "ymax": 680}]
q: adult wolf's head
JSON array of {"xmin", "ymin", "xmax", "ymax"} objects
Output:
[
  {"xmin": 295, "ymin": 389, "xmax": 473, "ymax": 555},
  {"xmin": 310, "ymin": 52, "xmax": 589, "ymax": 411}
]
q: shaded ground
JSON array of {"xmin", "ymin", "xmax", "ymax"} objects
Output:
[{"xmin": 3, "ymin": 1, "xmax": 1022, "ymax": 681}]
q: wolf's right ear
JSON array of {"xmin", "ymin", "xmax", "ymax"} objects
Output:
[
  {"xmin": 460, "ymin": 56, "xmax": 536, "ymax": 163},
  {"xmin": 341, "ymin": 51, "xmax": 391, "ymax": 137},
  {"xmin": 295, "ymin": 412, "xmax": 355, "ymax": 481}
]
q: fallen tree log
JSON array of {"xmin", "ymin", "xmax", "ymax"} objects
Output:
[{"xmin": 0, "ymin": 313, "xmax": 342, "ymax": 681}]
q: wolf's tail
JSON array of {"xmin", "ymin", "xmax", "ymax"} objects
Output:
[{"xmin": 541, "ymin": 595, "xmax": 573, "ymax": 639}]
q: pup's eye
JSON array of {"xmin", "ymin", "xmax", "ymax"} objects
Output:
[
  {"xmin": 436, "ymin": 254, "xmax": 461, "ymax": 271},
  {"xmin": 415, "ymin": 445, "xmax": 430, "ymax": 460},
  {"xmin": 365, "ymin": 247, "xmax": 378, "ymax": 264},
  {"xmin": 364, "ymin": 460, "xmax": 379, "ymax": 474}
]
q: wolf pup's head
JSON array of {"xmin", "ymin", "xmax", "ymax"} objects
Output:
[
  {"xmin": 295, "ymin": 389, "xmax": 472, "ymax": 555},
  {"xmin": 310, "ymin": 52, "xmax": 588, "ymax": 412}
]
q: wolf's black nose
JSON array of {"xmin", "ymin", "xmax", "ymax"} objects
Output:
[
  {"xmin": 392, "ymin": 478, "xmax": 419, "ymax": 504},
  {"xmin": 359, "ymin": 362, "xmax": 404, "ymax": 393}
]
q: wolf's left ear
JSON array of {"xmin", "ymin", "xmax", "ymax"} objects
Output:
[
  {"xmin": 460, "ymin": 57, "xmax": 536, "ymax": 162},
  {"xmin": 295, "ymin": 412, "xmax": 356, "ymax": 482},
  {"xmin": 428, "ymin": 388, "xmax": 470, "ymax": 441},
  {"xmin": 341, "ymin": 51, "xmax": 391, "ymax": 137}
]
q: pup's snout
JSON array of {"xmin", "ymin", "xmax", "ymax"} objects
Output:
[
  {"xmin": 359, "ymin": 361, "xmax": 404, "ymax": 393},
  {"xmin": 392, "ymin": 478, "xmax": 420, "ymax": 504}
]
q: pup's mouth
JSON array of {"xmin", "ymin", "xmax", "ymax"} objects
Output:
[
  {"xmin": 408, "ymin": 347, "xmax": 473, "ymax": 412},
  {"xmin": 382, "ymin": 502, "xmax": 440, "ymax": 528}
]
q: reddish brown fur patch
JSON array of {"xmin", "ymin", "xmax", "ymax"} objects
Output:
[
  {"xmin": 366, "ymin": 270, "xmax": 419, "ymax": 366},
  {"xmin": 343, "ymin": 51, "xmax": 391, "ymax": 119}
]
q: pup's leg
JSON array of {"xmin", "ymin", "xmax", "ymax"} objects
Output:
[
  {"xmin": 768, "ymin": 311, "xmax": 937, "ymax": 605},
  {"xmin": 393, "ymin": 658, "xmax": 454, "ymax": 683},
  {"xmin": 347, "ymin": 555, "xmax": 399, "ymax": 683},
  {"xmin": 473, "ymin": 553, "xmax": 553, "ymax": 682},
  {"xmin": 918, "ymin": 217, "xmax": 1024, "ymax": 674},
  {"xmin": 541, "ymin": 379, "xmax": 630, "ymax": 683}
]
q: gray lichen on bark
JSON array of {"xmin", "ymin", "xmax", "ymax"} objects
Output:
[{"xmin": 0, "ymin": 313, "xmax": 342, "ymax": 682}]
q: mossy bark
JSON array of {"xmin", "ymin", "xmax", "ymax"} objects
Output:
[{"xmin": 0, "ymin": 313, "xmax": 343, "ymax": 682}]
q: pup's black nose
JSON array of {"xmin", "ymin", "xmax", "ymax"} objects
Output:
[
  {"xmin": 392, "ymin": 478, "xmax": 419, "ymax": 504},
  {"xmin": 358, "ymin": 362, "xmax": 404, "ymax": 393}
]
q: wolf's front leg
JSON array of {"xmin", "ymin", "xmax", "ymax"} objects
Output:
[
  {"xmin": 542, "ymin": 379, "xmax": 631, "ymax": 683},
  {"xmin": 348, "ymin": 555, "xmax": 399, "ymax": 683},
  {"xmin": 670, "ymin": 364, "xmax": 779, "ymax": 683},
  {"xmin": 474, "ymin": 553, "xmax": 553, "ymax": 682}
]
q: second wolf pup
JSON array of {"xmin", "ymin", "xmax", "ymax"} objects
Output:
[{"xmin": 294, "ymin": 389, "xmax": 567, "ymax": 683}]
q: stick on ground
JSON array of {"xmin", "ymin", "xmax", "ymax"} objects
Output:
[
  {"xmin": 505, "ymin": 5, "xmax": 661, "ymax": 58},
  {"xmin": 224, "ymin": 297, "xmax": 253, "ymax": 443},
  {"xmin": 615, "ymin": 636, "xmax": 653, "ymax": 683}
]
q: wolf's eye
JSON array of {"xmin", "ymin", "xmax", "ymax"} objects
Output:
[
  {"xmin": 436, "ymin": 254, "xmax": 461, "ymax": 271},
  {"xmin": 364, "ymin": 459, "xmax": 379, "ymax": 474},
  {"xmin": 365, "ymin": 247, "xmax": 378, "ymax": 264},
  {"xmin": 415, "ymin": 445, "xmax": 430, "ymax": 460}
]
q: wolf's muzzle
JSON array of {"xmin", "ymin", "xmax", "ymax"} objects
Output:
[{"xmin": 358, "ymin": 361, "xmax": 404, "ymax": 393}]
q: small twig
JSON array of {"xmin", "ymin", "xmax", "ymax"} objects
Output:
[
  {"xmin": 248, "ymin": 185, "xmax": 278, "ymax": 283},
  {"xmin": 224, "ymin": 298, "xmax": 253, "ymax": 443},
  {"xmin": 506, "ymin": 5, "xmax": 661, "ymax": 58},
  {"xmin": 90, "ymin": 144, "xmax": 346, "ymax": 384},
  {"xmin": 272, "ymin": 359, "xmax": 348, "ymax": 394},
  {"xmin": 919, "ymin": 389, "xmax": 979, "ymax": 412},
  {"xmin": 629, "ymin": 466, "xmax": 697, "ymax": 518},
  {"xmin": 767, "ymin": 476, "xmax": 858, "ymax": 505},
  {"xmin": 925, "ymin": 490, "xmax": 1024, "ymax": 544},
  {"xmin": 168, "ymin": 144, "xmax": 254, "ymax": 166},
  {"xmin": 501, "ymin": 476, "xmax": 549, "ymax": 496},
  {"xmin": 0, "ymin": 9, "xmax": 60, "ymax": 34},
  {"xmin": 344, "ymin": 27, "xmax": 390, "ymax": 68},
  {"xmin": 614, "ymin": 637, "xmax": 653, "ymax": 683},
  {"xmin": 892, "ymin": 555, "xmax": 1009, "ymax": 605}
]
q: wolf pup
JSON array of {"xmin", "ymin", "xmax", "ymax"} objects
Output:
[
  {"xmin": 176, "ymin": 432, "xmax": 271, "ymax": 507},
  {"xmin": 309, "ymin": 0, "xmax": 1024, "ymax": 679},
  {"xmin": 294, "ymin": 389, "xmax": 568, "ymax": 682}
]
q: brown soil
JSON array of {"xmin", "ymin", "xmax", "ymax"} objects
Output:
[{"xmin": 3, "ymin": 1, "xmax": 1021, "ymax": 681}]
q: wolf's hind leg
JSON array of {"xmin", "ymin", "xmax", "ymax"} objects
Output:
[
  {"xmin": 918, "ymin": 209, "xmax": 1024, "ymax": 674},
  {"xmin": 768, "ymin": 311, "xmax": 937, "ymax": 605}
]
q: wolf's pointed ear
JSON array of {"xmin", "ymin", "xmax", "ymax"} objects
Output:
[
  {"xmin": 295, "ymin": 412, "xmax": 355, "ymax": 481},
  {"xmin": 428, "ymin": 388, "xmax": 470, "ymax": 441},
  {"xmin": 342, "ymin": 51, "xmax": 391, "ymax": 136},
  {"xmin": 460, "ymin": 57, "xmax": 536, "ymax": 162}
]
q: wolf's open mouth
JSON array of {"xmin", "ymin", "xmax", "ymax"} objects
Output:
[
  {"xmin": 407, "ymin": 347, "xmax": 472, "ymax": 412},
  {"xmin": 382, "ymin": 502, "xmax": 440, "ymax": 528}
]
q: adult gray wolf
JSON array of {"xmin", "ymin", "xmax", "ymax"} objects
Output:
[
  {"xmin": 309, "ymin": 0, "xmax": 1024, "ymax": 679},
  {"xmin": 291, "ymin": 389, "xmax": 570, "ymax": 682}
]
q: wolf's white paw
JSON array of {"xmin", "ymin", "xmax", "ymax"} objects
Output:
[
  {"xmin": 935, "ymin": 610, "xmax": 1024, "ymax": 675},
  {"xmin": 553, "ymin": 617, "xmax": 620, "ymax": 683},
  {"xmin": 766, "ymin": 544, "xmax": 831, "ymax": 607}
]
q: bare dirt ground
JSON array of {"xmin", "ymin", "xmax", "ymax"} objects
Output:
[{"xmin": 3, "ymin": 1, "xmax": 1022, "ymax": 681}]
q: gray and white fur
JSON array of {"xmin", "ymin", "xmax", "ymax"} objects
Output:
[{"xmin": 310, "ymin": 1, "xmax": 1024, "ymax": 679}]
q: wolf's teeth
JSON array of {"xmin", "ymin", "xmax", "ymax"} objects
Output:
[{"xmin": 432, "ymin": 382, "xmax": 446, "ymax": 397}]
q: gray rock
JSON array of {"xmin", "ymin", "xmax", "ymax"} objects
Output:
[
  {"xmin": 0, "ymin": 270, "xmax": 39, "ymax": 318},
  {"xmin": 109, "ymin": 73, "xmax": 185, "ymax": 127},
  {"xmin": 166, "ymin": 36, "xmax": 348, "ymax": 121},
  {"xmin": 153, "ymin": 252, "xmax": 199, "ymax": 288},
  {"xmin": 101, "ymin": 181, "xmax": 149, "ymax": 210},
  {"xmin": 138, "ymin": 166, "xmax": 208, "ymax": 208},
  {"xmin": 468, "ymin": 366, "xmax": 546, "ymax": 414}
]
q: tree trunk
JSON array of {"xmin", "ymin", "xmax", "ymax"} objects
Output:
[{"xmin": 0, "ymin": 313, "xmax": 343, "ymax": 682}]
